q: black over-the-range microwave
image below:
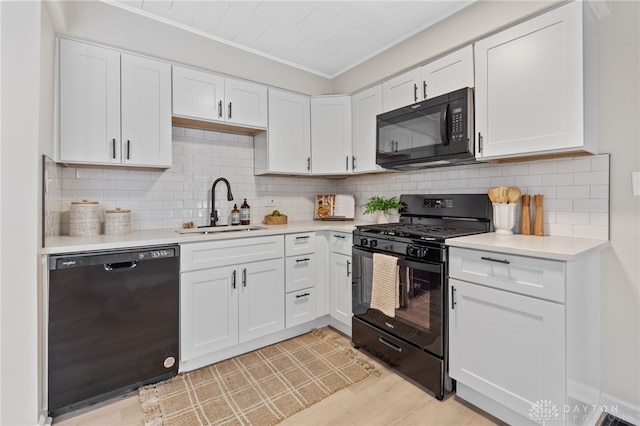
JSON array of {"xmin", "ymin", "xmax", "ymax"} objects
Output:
[{"xmin": 376, "ymin": 87, "xmax": 475, "ymax": 170}]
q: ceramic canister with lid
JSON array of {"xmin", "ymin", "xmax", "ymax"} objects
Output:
[
  {"xmin": 69, "ymin": 200, "xmax": 101, "ymax": 236},
  {"xmin": 104, "ymin": 208, "xmax": 132, "ymax": 236}
]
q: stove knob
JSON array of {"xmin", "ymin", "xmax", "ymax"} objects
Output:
[
  {"xmin": 369, "ymin": 239, "xmax": 377, "ymax": 248},
  {"xmin": 360, "ymin": 238, "xmax": 368, "ymax": 246}
]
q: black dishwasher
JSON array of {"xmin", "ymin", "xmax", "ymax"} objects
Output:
[{"xmin": 47, "ymin": 245, "xmax": 180, "ymax": 417}]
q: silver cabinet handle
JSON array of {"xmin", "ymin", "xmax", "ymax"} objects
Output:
[
  {"xmin": 333, "ymin": 234, "xmax": 346, "ymax": 239},
  {"xmin": 423, "ymin": 81, "xmax": 427, "ymax": 99},
  {"xmin": 345, "ymin": 156, "xmax": 349, "ymax": 171},
  {"xmin": 307, "ymin": 156, "xmax": 311, "ymax": 171},
  {"xmin": 112, "ymin": 138, "xmax": 116, "ymax": 159},
  {"xmin": 296, "ymin": 258, "xmax": 310, "ymax": 263},
  {"xmin": 228, "ymin": 102, "xmax": 232, "ymax": 119},
  {"xmin": 242, "ymin": 268, "xmax": 247, "ymax": 287},
  {"xmin": 295, "ymin": 292, "xmax": 310, "ymax": 299},
  {"xmin": 451, "ymin": 285, "xmax": 457, "ymax": 310},
  {"xmin": 218, "ymin": 100, "xmax": 223, "ymax": 118},
  {"xmin": 295, "ymin": 235, "xmax": 310, "ymax": 240},
  {"xmin": 352, "ymin": 155, "xmax": 356, "ymax": 170},
  {"xmin": 413, "ymin": 83, "xmax": 418, "ymax": 102},
  {"xmin": 346, "ymin": 260, "xmax": 351, "ymax": 277},
  {"xmin": 126, "ymin": 140, "xmax": 130, "ymax": 160},
  {"xmin": 232, "ymin": 270, "xmax": 236, "ymax": 289},
  {"xmin": 481, "ymin": 256, "xmax": 510, "ymax": 264},
  {"xmin": 478, "ymin": 132, "xmax": 483, "ymax": 154}
]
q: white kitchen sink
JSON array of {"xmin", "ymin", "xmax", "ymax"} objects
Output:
[{"xmin": 175, "ymin": 225, "xmax": 266, "ymax": 235}]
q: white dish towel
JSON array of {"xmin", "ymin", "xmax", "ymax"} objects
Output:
[{"xmin": 370, "ymin": 253, "xmax": 399, "ymax": 318}]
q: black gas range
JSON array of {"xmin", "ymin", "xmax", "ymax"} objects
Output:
[{"xmin": 351, "ymin": 194, "xmax": 492, "ymax": 400}]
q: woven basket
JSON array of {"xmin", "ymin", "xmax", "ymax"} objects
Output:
[{"xmin": 264, "ymin": 215, "xmax": 288, "ymax": 225}]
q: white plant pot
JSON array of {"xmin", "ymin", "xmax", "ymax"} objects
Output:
[{"xmin": 376, "ymin": 211, "xmax": 389, "ymax": 224}]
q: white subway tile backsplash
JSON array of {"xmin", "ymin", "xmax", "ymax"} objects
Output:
[
  {"xmin": 557, "ymin": 158, "xmax": 591, "ymax": 173},
  {"xmin": 44, "ymin": 132, "xmax": 609, "ymax": 241}
]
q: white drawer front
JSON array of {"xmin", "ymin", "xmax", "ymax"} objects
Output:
[
  {"xmin": 449, "ymin": 247, "xmax": 565, "ymax": 303},
  {"xmin": 181, "ymin": 236, "xmax": 284, "ymax": 271},
  {"xmin": 286, "ymin": 287, "xmax": 316, "ymax": 328},
  {"xmin": 285, "ymin": 232, "xmax": 316, "ymax": 256},
  {"xmin": 285, "ymin": 254, "xmax": 316, "ymax": 292},
  {"xmin": 330, "ymin": 232, "xmax": 352, "ymax": 256}
]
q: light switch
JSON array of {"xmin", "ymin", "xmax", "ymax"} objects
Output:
[{"xmin": 632, "ymin": 171, "xmax": 640, "ymax": 196}]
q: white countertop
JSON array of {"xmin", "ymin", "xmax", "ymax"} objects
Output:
[
  {"xmin": 445, "ymin": 233, "xmax": 609, "ymax": 261},
  {"xmin": 42, "ymin": 220, "xmax": 363, "ymax": 255}
]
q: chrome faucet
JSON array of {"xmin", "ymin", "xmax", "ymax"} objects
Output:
[{"xmin": 206, "ymin": 177, "xmax": 233, "ymax": 227}]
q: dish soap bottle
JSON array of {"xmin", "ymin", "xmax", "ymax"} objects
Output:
[
  {"xmin": 240, "ymin": 199, "xmax": 250, "ymax": 225},
  {"xmin": 231, "ymin": 204, "xmax": 240, "ymax": 226}
]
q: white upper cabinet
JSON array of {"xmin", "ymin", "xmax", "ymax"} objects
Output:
[
  {"xmin": 310, "ymin": 96, "xmax": 352, "ymax": 175},
  {"xmin": 382, "ymin": 45, "xmax": 474, "ymax": 112},
  {"xmin": 224, "ymin": 77, "xmax": 268, "ymax": 128},
  {"xmin": 421, "ymin": 45, "xmax": 474, "ymax": 100},
  {"xmin": 382, "ymin": 68, "xmax": 422, "ymax": 112},
  {"xmin": 59, "ymin": 39, "xmax": 172, "ymax": 168},
  {"xmin": 351, "ymin": 85, "xmax": 383, "ymax": 174},
  {"xmin": 120, "ymin": 54, "xmax": 172, "ymax": 167},
  {"xmin": 172, "ymin": 65, "xmax": 268, "ymax": 129},
  {"xmin": 474, "ymin": 1, "xmax": 597, "ymax": 160},
  {"xmin": 172, "ymin": 66, "xmax": 223, "ymax": 121},
  {"xmin": 254, "ymin": 88, "xmax": 311, "ymax": 175}
]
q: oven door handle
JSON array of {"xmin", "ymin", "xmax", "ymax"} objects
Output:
[{"xmin": 398, "ymin": 258, "xmax": 442, "ymax": 274}]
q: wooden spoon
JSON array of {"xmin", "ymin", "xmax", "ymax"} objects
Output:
[
  {"xmin": 507, "ymin": 187, "xmax": 521, "ymax": 204},
  {"xmin": 499, "ymin": 186, "xmax": 508, "ymax": 204},
  {"xmin": 488, "ymin": 187, "xmax": 502, "ymax": 204}
]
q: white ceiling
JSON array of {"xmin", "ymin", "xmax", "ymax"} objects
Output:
[{"xmin": 108, "ymin": 0, "xmax": 475, "ymax": 78}]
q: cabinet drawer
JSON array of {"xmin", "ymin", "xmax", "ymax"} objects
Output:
[
  {"xmin": 449, "ymin": 247, "xmax": 565, "ymax": 303},
  {"xmin": 181, "ymin": 236, "xmax": 284, "ymax": 271},
  {"xmin": 330, "ymin": 232, "xmax": 353, "ymax": 256},
  {"xmin": 285, "ymin": 254, "xmax": 316, "ymax": 292},
  {"xmin": 285, "ymin": 288, "xmax": 316, "ymax": 328},
  {"xmin": 285, "ymin": 232, "xmax": 316, "ymax": 256}
]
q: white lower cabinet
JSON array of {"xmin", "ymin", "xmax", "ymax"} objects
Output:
[
  {"xmin": 448, "ymin": 246, "xmax": 601, "ymax": 426},
  {"xmin": 329, "ymin": 233, "xmax": 353, "ymax": 333},
  {"xmin": 284, "ymin": 232, "xmax": 317, "ymax": 328},
  {"xmin": 180, "ymin": 237, "xmax": 284, "ymax": 364}
]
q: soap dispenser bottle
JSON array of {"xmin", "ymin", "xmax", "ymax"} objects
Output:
[
  {"xmin": 240, "ymin": 199, "xmax": 250, "ymax": 225},
  {"xmin": 231, "ymin": 204, "xmax": 240, "ymax": 226}
]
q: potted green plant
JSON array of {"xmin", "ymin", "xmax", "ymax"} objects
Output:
[{"xmin": 363, "ymin": 196, "xmax": 404, "ymax": 223}]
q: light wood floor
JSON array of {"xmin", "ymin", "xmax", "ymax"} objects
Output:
[{"xmin": 54, "ymin": 328, "xmax": 505, "ymax": 426}]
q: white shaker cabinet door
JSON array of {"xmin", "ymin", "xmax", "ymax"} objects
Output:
[
  {"xmin": 382, "ymin": 67, "xmax": 422, "ymax": 112},
  {"xmin": 256, "ymin": 89, "xmax": 311, "ymax": 175},
  {"xmin": 351, "ymin": 85, "xmax": 383, "ymax": 174},
  {"xmin": 238, "ymin": 258, "xmax": 285, "ymax": 343},
  {"xmin": 330, "ymin": 252, "xmax": 352, "ymax": 328},
  {"xmin": 121, "ymin": 54, "xmax": 172, "ymax": 168},
  {"xmin": 59, "ymin": 39, "xmax": 121, "ymax": 164},
  {"xmin": 172, "ymin": 65, "xmax": 224, "ymax": 121},
  {"xmin": 311, "ymin": 96, "xmax": 352, "ymax": 175},
  {"xmin": 449, "ymin": 278, "xmax": 565, "ymax": 424},
  {"xmin": 181, "ymin": 266, "xmax": 239, "ymax": 361},
  {"xmin": 474, "ymin": 1, "xmax": 586, "ymax": 160},
  {"xmin": 225, "ymin": 77, "xmax": 268, "ymax": 128},
  {"xmin": 421, "ymin": 45, "xmax": 474, "ymax": 99}
]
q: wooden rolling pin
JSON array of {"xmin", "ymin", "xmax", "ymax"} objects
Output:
[
  {"xmin": 521, "ymin": 194, "xmax": 531, "ymax": 235},
  {"xmin": 533, "ymin": 194, "xmax": 544, "ymax": 236}
]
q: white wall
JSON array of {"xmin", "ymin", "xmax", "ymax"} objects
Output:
[
  {"xmin": 0, "ymin": 2, "xmax": 42, "ymax": 425},
  {"xmin": 596, "ymin": 1, "xmax": 640, "ymax": 419}
]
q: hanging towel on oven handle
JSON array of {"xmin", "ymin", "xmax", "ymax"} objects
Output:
[{"xmin": 370, "ymin": 253, "xmax": 399, "ymax": 318}]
